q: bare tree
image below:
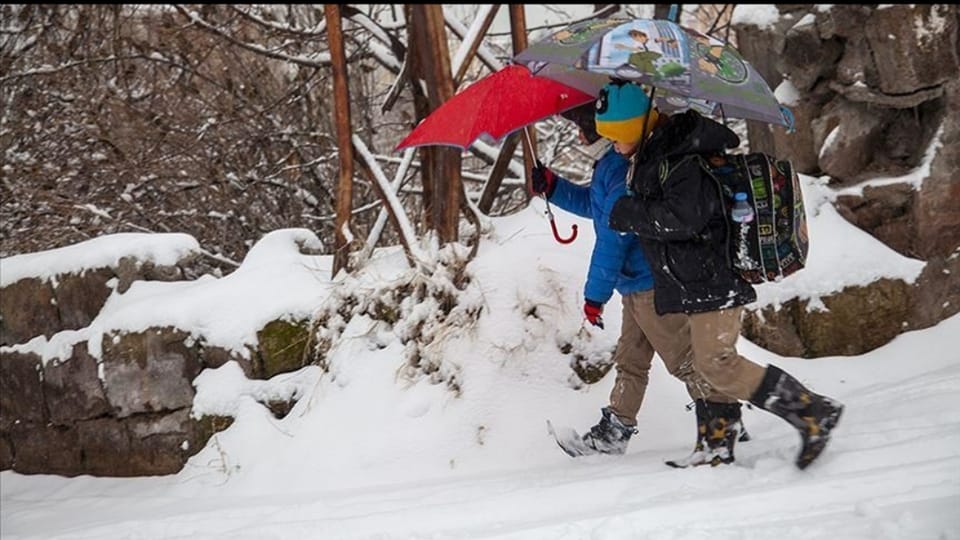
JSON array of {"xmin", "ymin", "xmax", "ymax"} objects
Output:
[{"xmin": 0, "ymin": 4, "xmax": 589, "ymax": 274}]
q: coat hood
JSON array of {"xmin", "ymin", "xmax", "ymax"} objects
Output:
[{"xmin": 639, "ymin": 110, "xmax": 740, "ymax": 161}]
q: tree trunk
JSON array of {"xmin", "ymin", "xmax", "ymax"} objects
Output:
[
  {"xmin": 325, "ymin": 4, "xmax": 355, "ymax": 278},
  {"xmin": 409, "ymin": 4, "xmax": 461, "ymax": 244},
  {"xmin": 508, "ymin": 5, "xmax": 534, "ymax": 197}
]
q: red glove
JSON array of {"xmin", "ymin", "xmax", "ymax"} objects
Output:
[
  {"xmin": 583, "ymin": 299, "xmax": 604, "ymax": 329},
  {"xmin": 530, "ymin": 160, "xmax": 556, "ymax": 197}
]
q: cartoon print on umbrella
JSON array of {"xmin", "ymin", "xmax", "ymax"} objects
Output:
[
  {"xmin": 515, "ymin": 17, "xmax": 792, "ymax": 128},
  {"xmin": 686, "ymin": 29, "xmax": 747, "ymax": 83},
  {"xmin": 551, "ymin": 18, "xmax": 623, "ymax": 46}
]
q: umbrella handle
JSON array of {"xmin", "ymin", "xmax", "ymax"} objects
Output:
[
  {"xmin": 543, "ymin": 196, "xmax": 578, "ymax": 244},
  {"xmin": 525, "ymin": 127, "xmax": 578, "ymax": 245},
  {"xmin": 549, "ymin": 215, "xmax": 578, "ymax": 244}
]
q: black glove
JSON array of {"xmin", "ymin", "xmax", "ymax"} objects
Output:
[
  {"xmin": 530, "ymin": 160, "xmax": 556, "ymax": 197},
  {"xmin": 608, "ymin": 195, "xmax": 637, "ymax": 233}
]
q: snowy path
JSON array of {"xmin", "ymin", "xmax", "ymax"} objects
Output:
[{"xmin": 4, "ymin": 318, "xmax": 959, "ymax": 540}]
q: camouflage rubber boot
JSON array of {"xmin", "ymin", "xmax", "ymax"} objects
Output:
[
  {"xmin": 666, "ymin": 400, "xmax": 743, "ymax": 468},
  {"xmin": 750, "ymin": 365, "xmax": 844, "ymax": 470}
]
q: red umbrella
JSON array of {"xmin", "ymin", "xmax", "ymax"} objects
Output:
[{"xmin": 395, "ymin": 64, "xmax": 595, "ymax": 151}]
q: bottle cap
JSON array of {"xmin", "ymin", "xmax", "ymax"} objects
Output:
[{"xmin": 734, "ymin": 192, "xmax": 748, "ymax": 201}]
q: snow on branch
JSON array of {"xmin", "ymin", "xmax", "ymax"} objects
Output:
[
  {"xmin": 450, "ymin": 5, "xmax": 499, "ymax": 81},
  {"xmin": 360, "ymin": 147, "xmax": 417, "ymax": 262},
  {"xmin": 351, "ymin": 135, "xmax": 434, "ymax": 273},
  {"xmin": 173, "ymin": 5, "xmax": 332, "ymax": 68},
  {"xmin": 228, "ymin": 5, "xmax": 328, "ymax": 37},
  {"xmin": 443, "ymin": 9, "xmax": 503, "ymax": 73}
]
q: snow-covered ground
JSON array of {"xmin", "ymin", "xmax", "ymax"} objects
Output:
[{"xmin": 2, "ymin": 173, "xmax": 958, "ymax": 540}]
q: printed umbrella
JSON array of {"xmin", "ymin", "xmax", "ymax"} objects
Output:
[
  {"xmin": 514, "ymin": 17, "xmax": 792, "ymax": 128},
  {"xmin": 395, "ymin": 64, "xmax": 596, "ymax": 151}
]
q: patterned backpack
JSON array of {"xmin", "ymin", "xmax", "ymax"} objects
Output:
[{"xmin": 700, "ymin": 153, "xmax": 809, "ymax": 284}]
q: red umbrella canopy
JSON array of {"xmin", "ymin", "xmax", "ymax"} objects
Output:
[{"xmin": 395, "ymin": 64, "xmax": 596, "ymax": 152}]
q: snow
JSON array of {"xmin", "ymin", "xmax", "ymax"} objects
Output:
[
  {"xmin": 3, "ymin": 168, "xmax": 959, "ymax": 538},
  {"xmin": 2, "ymin": 229, "xmax": 335, "ymax": 365},
  {"xmin": 819, "ymin": 125, "xmax": 841, "ymax": 161},
  {"xmin": 751, "ymin": 175, "xmax": 926, "ymax": 309},
  {"xmin": 775, "ymin": 79, "xmax": 801, "ymax": 107},
  {"xmin": 916, "ymin": 5, "xmax": 949, "ymax": 47},
  {"xmin": 0, "ymin": 232, "xmax": 199, "ymax": 288},
  {"xmin": 793, "ymin": 13, "xmax": 817, "ymax": 30},
  {"xmin": 753, "ymin": 126, "xmax": 947, "ymax": 309},
  {"xmin": 731, "ymin": 5, "xmax": 782, "ymax": 30}
]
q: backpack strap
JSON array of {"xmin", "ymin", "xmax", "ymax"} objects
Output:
[{"xmin": 657, "ymin": 154, "xmax": 704, "ymax": 185}]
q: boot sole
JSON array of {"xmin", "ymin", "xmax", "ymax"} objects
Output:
[{"xmin": 665, "ymin": 452, "xmax": 735, "ymax": 469}]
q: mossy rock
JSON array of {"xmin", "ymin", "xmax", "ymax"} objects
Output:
[
  {"xmin": 256, "ymin": 319, "xmax": 311, "ymax": 379},
  {"xmin": 570, "ymin": 355, "xmax": 614, "ymax": 385}
]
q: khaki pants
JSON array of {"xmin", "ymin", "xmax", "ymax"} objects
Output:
[
  {"xmin": 688, "ymin": 307, "xmax": 766, "ymax": 401},
  {"xmin": 608, "ymin": 290, "xmax": 737, "ymax": 425}
]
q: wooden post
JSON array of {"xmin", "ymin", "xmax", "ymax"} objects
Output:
[
  {"xmin": 478, "ymin": 133, "xmax": 520, "ymax": 214},
  {"xmin": 409, "ymin": 4, "xmax": 461, "ymax": 243},
  {"xmin": 508, "ymin": 5, "xmax": 535, "ymax": 194},
  {"xmin": 325, "ymin": 4, "xmax": 354, "ymax": 278}
]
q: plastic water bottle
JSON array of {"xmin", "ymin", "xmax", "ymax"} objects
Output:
[
  {"xmin": 730, "ymin": 192, "xmax": 755, "ymax": 272},
  {"xmin": 730, "ymin": 192, "xmax": 754, "ymax": 223}
]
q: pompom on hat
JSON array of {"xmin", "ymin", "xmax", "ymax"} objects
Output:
[{"xmin": 594, "ymin": 81, "xmax": 659, "ymax": 144}]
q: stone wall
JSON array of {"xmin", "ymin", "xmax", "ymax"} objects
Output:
[
  {"xmin": 734, "ymin": 5, "xmax": 960, "ymax": 356},
  {"xmin": 0, "ymin": 253, "xmax": 314, "ymax": 477},
  {"xmin": 1, "ymin": 256, "xmax": 191, "ymax": 346}
]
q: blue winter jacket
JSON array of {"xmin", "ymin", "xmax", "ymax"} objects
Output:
[{"xmin": 548, "ymin": 147, "xmax": 654, "ymax": 304}]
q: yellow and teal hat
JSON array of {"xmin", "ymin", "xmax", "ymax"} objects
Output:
[{"xmin": 595, "ymin": 82, "xmax": 659, "ymax": 144}]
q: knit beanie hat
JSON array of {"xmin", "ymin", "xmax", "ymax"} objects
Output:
[{"xmin": 594, "ymin": 82, "xmax": 659, "ymax": 144}]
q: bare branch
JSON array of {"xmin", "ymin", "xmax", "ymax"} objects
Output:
[{"xmin": 173, "ymin": 5, "xmax": 332, "ymax": 68}]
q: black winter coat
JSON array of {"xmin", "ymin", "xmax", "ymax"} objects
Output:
[{"xmin": 608, "ymin": 110, "xmax": 756, "ymax": 315}]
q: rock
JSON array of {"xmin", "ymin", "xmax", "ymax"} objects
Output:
[
  {"xmin": 779, "ymin": 12, "xmax": 844, "ymax": 92},
  {"xmin": 917, "ymin": 80, "xmax": 960, "ymax": 259},
  {"xmin": 864, "ymin": 5, "xmax": 959, "ymax": 95},
  {"xmin": 43, "ymin": 343, "xmax": 111, "ymax": 425},
  {"xmin": 76, "ymin": 417, "xmax": 132, "ymax": 476},
  {"xmin": 742, "ymin": 304, "xmax": 806, "ymax": 358},
  {"xmin": 100, "ymin": 327, "xmax": 202, "ymax": 418},
  {"xmin": 0, "ymin": 350, "xmax": 46, "ymax": 429},
  {"xmin": 815, "ymin": 4, "xmax": 874, "ymax": 40},
  {"xmin": 53, "ymin": 268, "xmax": 114, "ymax": 331},
  {"xmin": 743, "ymin": 279, "xmax": 912, "ymax": 357},
  {"xmin": 908, "ymin": 254, "xmax": 960, "ymax": 330},
  {"xmin": 256, "ymin": 319, "xmax": 311, "ymax": 379},
  {"xmin": 0, "ymin": 434, "xmax": 12, "ymax": 470},
  {"xmin": 8, "ymin": 423, "xmax": 82, "ymax": 476},
  {"xmin": 0, "ymin": 277, "xmax": 59, "ymax": 345},
  {"xmin": 812, "ymin": 97, "xmax": 889, "ymax": 183},
  {"xmin": 835, "ymin": 183, "xmax": 916, "ymax": 257}
]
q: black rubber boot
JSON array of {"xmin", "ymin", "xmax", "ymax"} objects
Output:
[
  {"xmin": 581, "ymin": 407, "xmax": 639, "ymax": 455},
  {"xmin": 666, "ymin": 400, "xmax": 743, "ymax": 468},
  {"xmin": 750, "ymin": 365, "xmax": 844, "ymax": 470}
]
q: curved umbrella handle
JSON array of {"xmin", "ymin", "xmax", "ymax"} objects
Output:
[{"xmin": 550, "ymin": 216, "xmax": 578, "ymax": 244}]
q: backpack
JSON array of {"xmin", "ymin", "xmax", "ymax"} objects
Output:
[{"xmin": 699, "ymin": 152, "xmax": 809, "ymax": 284}]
